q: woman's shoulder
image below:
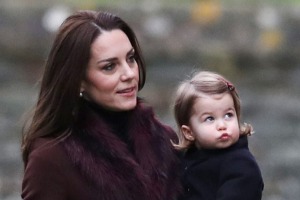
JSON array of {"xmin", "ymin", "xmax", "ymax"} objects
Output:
[
  {"xmin": 22, "ymin": 137, "xmax": 73, "ymax": 199},
  {"xmin": 27, "ymin": 137, "xmax": 69, "ymax": 168},
  {"xmin": 136, "ymin": 99, "xmax": 177, "ymax": 139},
  {"xmin": 30, "ymin": 137, "xmax": 63, "ymax": 154}
]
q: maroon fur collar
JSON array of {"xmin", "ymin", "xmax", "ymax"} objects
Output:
[{"xmin": 62, "ymin": 100, "xmax": 181, "ymax": 200}]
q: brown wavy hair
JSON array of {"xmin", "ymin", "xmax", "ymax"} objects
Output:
[
  {"xmin": 173, "ymin": 71, "xmax": 253, "ymax": 150},
  {"xmin": 22, "ymin": 10, "xmax": 146, "ymax": 164}
]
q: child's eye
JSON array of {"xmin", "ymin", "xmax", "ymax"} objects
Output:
[
  {"xmin": 204, "ymin": 116, "xmax": 214, "ymax": 122},
  {"xmin": 224, "ymin": 112, "xmax": 234, "ymax": 119}
]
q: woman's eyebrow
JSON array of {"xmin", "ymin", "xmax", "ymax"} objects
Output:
[{"xmin": 97, "ymin": 48, "xmax": 135, "ymax": 64}]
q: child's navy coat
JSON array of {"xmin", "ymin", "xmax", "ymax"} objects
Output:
[{"xmin": 179, "ymin": 136, "xmax": 264, "ymax": 200}]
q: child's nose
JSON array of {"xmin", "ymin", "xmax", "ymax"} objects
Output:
[{"xmin": 217, "ymin": 120, "xmax": 227, "ymax": 131}]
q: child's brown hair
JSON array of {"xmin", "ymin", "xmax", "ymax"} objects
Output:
[{"xmin": 173, "ymin": 71, "xmax": 253, "ymax": 150}]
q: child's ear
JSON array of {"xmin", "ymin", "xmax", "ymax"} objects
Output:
[{"xmin": 181, "ymin": 125, "xmax": 195, "ymax": 141}]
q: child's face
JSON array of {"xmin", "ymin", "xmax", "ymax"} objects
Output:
[{"xmin": 181, "ymin": 92, "xmax": 240, "ymax": 149}]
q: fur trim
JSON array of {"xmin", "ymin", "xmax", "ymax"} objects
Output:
[{"xmin": 63, "ymin": 100, "xmax": 181, "ymax": 200}]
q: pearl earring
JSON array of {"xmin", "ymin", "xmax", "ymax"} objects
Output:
[{"xmin": 79, "ymin": 92, "xmax": 83, "ymax": 97}]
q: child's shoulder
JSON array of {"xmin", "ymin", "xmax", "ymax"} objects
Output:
[{"xmin": 222, "ymin": 137, "xmax": 261, "ymax": 172}]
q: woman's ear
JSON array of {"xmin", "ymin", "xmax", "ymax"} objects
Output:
[
  {"xmin": 181, "ymin": 125, "xmax": 195, "ymax": 141},
  {"xmin": 79, "ymin": 81, "xmax": 87, "ymax": 98},
  {"xmin": 80, "ymin": 81, "xmax": 86, "ymax": 93}
]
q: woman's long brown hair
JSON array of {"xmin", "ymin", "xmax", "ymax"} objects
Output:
[{"xmin": 21, "ymin": 10, "xmax": 146, "ymax": 165}]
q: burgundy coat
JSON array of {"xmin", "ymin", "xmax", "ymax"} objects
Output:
[{"xmin": 22, "ymin": 100, "xmax": 181, "ymax": 200}]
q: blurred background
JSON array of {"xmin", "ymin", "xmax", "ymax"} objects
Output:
[{"xmin": 0, "ymin": 0, "xmax": 299, "ymax": 199}]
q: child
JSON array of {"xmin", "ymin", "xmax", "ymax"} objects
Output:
[{"xmin": 173, "ymin": 71, "xmax": 264, "ymax": 200}]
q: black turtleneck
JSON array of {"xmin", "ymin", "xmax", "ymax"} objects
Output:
[{"xmin": 84, "ymin": 99, "xmax": 132, "ymax": 143}]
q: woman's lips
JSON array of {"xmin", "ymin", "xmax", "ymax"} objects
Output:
[{"xmin": 117, "ymin": 87, "xmax": 136, "ymax": 97}]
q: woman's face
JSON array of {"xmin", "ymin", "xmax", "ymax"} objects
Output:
[{"xmin": 81, "ymin": 29, "xmax": 139, "ymax": 111}]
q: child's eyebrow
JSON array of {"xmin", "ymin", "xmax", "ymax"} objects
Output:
[
  {"xmin": 198, "ymin": 111, "xmax": 213, "ymax": 117},
  {"xmin": 226, "ymin": 107, "xmax": 236, "ymax": 112}
]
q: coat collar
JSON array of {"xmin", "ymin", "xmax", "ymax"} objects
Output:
[
  {"xmin": 62, "ymin": 99, "xmax": 180, "ymax": 200},
  {"xmin": 185, "ymin": 135, "xmax": 249, "ymax": 161}
]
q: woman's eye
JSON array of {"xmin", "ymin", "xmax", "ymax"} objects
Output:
[
  {"xmin": 102, "ymin": 63, "xmax": 115, "ymax": 71},
  {"xmin": 127, "ymin": 54, "xmax": 136, "ymax": 63}
]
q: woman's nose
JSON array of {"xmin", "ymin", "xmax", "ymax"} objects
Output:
[{"xmin": 120, "ymin": 63, "xmax": 135, "ymax": 81}]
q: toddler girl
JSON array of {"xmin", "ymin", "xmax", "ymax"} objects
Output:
[{"xmin": 173, "ymin": 71, "xmax": 264, "ymax": 200}]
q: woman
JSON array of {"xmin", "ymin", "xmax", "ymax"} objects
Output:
[{"xmin": 21, "ymin": 10, "xmax": 181, "ymax": 200}]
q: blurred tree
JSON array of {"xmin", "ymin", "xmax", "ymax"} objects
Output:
[
  {"xmin": 259, "ymin": 29, "xmax": 283, "ymax": 51},
  {"xmin": 191, "ymin": 0, "xmax": 221, "ymax": 25}
]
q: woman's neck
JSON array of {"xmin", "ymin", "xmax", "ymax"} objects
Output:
[{"xmin": 84, "ymin": 99, "xmax": 132, "ymax": 142}]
